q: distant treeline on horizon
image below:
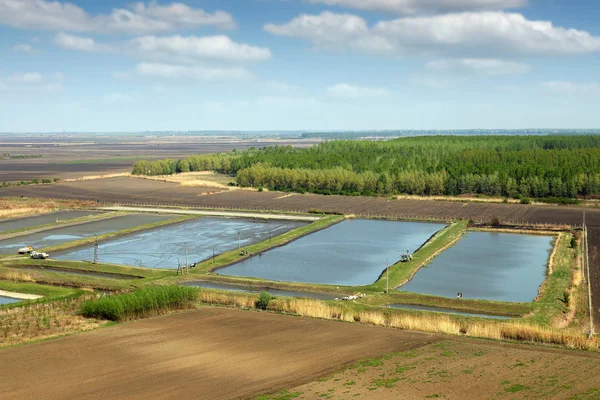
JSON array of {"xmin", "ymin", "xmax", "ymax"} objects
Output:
[{"xmin": 132, "ymin": 135, "xmax": 600, "ymax": 200}]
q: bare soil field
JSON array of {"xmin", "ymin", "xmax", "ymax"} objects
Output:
[
  {"xmin": 1, "ymin": 177, "xmax": 597, "ymax": 227},
  {"xmin": 0, "ymin": 307, "xmax": 438, "ymax": 400},
  {"xmin": 588, "ymin": 227, "xmax": 600, "ymax": 332},
  {"xmin": 289, "ymin": 339, "xmax": 600, "ymax": 399},
  {"xmin": 0, "ymin": 135, "xmax": 318, "ymax": 182}
]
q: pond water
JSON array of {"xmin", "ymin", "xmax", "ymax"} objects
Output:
[
  {"xmin": 398, "ymin": 231, "xmax": 553, "ymax": 302},
  {"xmin": 386, "ymin": 303, "xmax": 511, "ymax": 320},
  {"xmin": 218, "ymin": 219, "xmax": 446, "ymax": 286},
  {"xmin": 0, "ymin": 210, "xmax": 103, "ymax": 233},
  {"xmin": 182, "ymin": 281, "xmax": 339, "ymax": 300},
  {"xmin": 0, "ymin": 214, "xmax": 174, "ymax": 254},
  {"xmin": 56, "ymin": 218, "xmax": 306, "ymax": 269},
  {"xmin": 0, "ymin": 296, "xmax": 20, "ymax": 305}
]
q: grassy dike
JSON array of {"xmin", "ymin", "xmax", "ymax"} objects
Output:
[
  {"xmin": 372, "ymin": 220, "xmax": 468, "ymax": 291},
  {"xmin": 0, "ymin": 280, "xmax": 75, "ymax": 298},
  {"xmin": 191, "ymin": 214, "xmax": 343, "ymax": 274},
  {"xmin": 38, "ymin": 214, "xmax": 198, "ymax": 253}
]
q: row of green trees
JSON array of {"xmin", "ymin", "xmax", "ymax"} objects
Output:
[{"xmin": 132, "ymin": 136, "xmax": 600, "ymax": 198}]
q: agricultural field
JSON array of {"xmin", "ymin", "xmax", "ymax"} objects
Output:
[
  {"xmin": 0, "ymin": 134, "xmax": 318, "ymax": 182},
  {"xmin": 2, "ymin": 307, "xmax": 600, "ymax": 400}
]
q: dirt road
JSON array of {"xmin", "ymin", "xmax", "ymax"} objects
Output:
[
  {"xmin": 99, "ymin": 206, "xmax": 321, "ymax": 221},
  {"xmin": 0, "ymin": 307, "xmax": 438, "ymax": 400}
]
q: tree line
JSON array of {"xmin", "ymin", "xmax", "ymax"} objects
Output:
[{"xmin": 132, "ymin": 135, "xmax": 600, "ymax": 199}]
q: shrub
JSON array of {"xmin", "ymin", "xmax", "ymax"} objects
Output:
[
  {"xmin": 520, "ymin": 197, "xmax": 532, "ymax": 204},
  {"xmin": 256, "ymin": 292, "xmax": 273, "ymax": 310},
  {"xmin": 258, "ymin": 186, "xmax": 264, "ymax": 192},
  {"xmin": 570, "ymin": 237, "xmax": 577, "ymax": 249},
  {"xmin": 80, "ymin": 286, "xmax": 198, "ymax": 321},
  {"xmin": 490, "ymin": 217, "xmax": 500, "ymax": 227}
]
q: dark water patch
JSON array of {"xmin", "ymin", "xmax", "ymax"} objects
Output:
[
  {"xmin": 218, "ymin": 219, "xmax": 446, "ymax": 286},
  {"xmin": 182, "ymin": 280, "xmax": 339, "ymax": 300},
  {"xmin": 56, "ymin": 218, "xmax": 306, "ymax": 269},
  {"xmin": 0, "ymin": 210, "xmax": 102, "ymax": 233},
  {"xmin": 0, "ymin": 296, "xmax": 20, "ymax": 305},
  {"xmin": 15, "ymin": 266, "xmax": 142, "ymax": 280},
  {"xmin": 398, "ymin": 231, "xmax": 553, "ymax": 302},
  {"xmin": 0, "ymin": 214, "xmax": 174, "ymax": 254},
  {"xmin": 386, "ymin": 303, "xmax": 511, "ymax": 320}
]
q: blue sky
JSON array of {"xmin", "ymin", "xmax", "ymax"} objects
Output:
[{"xmin": 0, "ymin": 0, "xmax": 599, "ymax": 132}]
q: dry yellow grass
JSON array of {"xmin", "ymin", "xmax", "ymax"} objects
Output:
[
  {"xmin": 0, "ymin": 198, "xmax": 96, "ymax": 219},
  {"xmin": 2, "ymin": 271, "xmax": 34, "ymax": 283},
  {"xmin": 62, "ymin": 173, "xmax": 130, "ymax": 182},
  {"xmin": 0, "ymin": 295, "xmax": 104, "ymax": 347},
  {"xmin": 196, "ymin": 291, "xmax": 600, "ymax": 351}
]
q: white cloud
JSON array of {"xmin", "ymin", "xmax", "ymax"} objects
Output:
[
  {"xmin": 424, "ymin": 58, "xmax": 531, "ymax": 75},
  {"xmin": 307, "ymin": 0, "xmax": 526, "ymax": 15},
  {"xmin": 326, "ymin": 83, "xmax": 390, "ymax": 99},
  {"xmin": 264, "ymin": 12, "xmax": 368, "ymax": 49},
  {"xmin": 134, "ymin": 62, "xmax": 252, "ymax": 82},
  {"xmin": 55, "ymin": 32, "xmax": 111, "ymax": 52},
  {"xmin": 542, "ymin": 81, "xmax": 600, "ymax": 95},
  {"xmin": 10, "ymin": 72, "xmax": 42, "ymax": 83},
  {"xmin": 129, "ymin": 35, "xmax": 271, "ymax": 63},
  {"xmin": 131, "ymin": 1, "xmax": 235, "ymax": 30},
  {"xmin": 265, "ymin": 12, "xmax": 600, "ymax": 57},
  {"xmin": 12, "ymin": 44, "xmax": 33, "ymax": 52},
  {"xmin": 0, "ymin": 0, "xmax": 235, "ymax": 34}
]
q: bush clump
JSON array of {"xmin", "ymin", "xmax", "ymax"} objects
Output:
[
  {"xmin": 256, "ymin": 292, "xmax": 273, "ymax": 310},
  {"xmin": 81, "ymin": 286, "xmax": 198, "ymax": 321}
]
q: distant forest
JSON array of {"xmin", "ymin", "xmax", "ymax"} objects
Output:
[{"xmin": 132, "ymin": 136, "xmax": 600, "ymax": 199}]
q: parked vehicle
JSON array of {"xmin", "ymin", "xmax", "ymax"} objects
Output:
[
  {"xmin": 30, "ymin": 251, "xmax": 50, "ymax": 259},
  {"xmin": 18, "ymin": 246, "xmax": 33, "ymax": 254}
]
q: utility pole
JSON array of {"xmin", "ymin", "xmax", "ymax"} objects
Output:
[
  {"xmin": 237, "ymin": 231, "xmax": 241, "ymax": 253},
  {"xmin": 386, "ymin": 259, "xmax": 389, "ymax": 293},
  {"xmin": 93, "ymin": 237, "xmax": 98, "ymax": 264},
  {"xmin": 212, "ymin": 247, "xmax": 215, "ymax": 264},
  {"xmin": 184, "ymin": 243, "xmax": 189, "ymax": 275}
]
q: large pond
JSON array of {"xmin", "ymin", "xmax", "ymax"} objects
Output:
[
  {"xmin": 0, "ymin": 210, "xmax": 102, "ymax": 233},
  {"xmin": 0, "ymin": 214, "xmax": 174, "ymax": 254},
  {"xmin": 0, "ymin": 296, "xmax": 20, "ymax": 305},
  {"xmin": 398, "ymin": 231, "xmax": 553, "ymax": 302},
  {"xmin": 56, "ymin": 218, "xmax": 306, "ymax": 269},
  {"xmin": 218, "ymin": 219, "xmax": 446, "ymax": 286},
  {"xmin": 182, "ymin": 281, "xmax": 338, "ymax": 300}
]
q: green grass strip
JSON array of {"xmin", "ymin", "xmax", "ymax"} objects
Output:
[{"xmin": 371, "ymin": 220, "xmax": 468, "ymax": 291}]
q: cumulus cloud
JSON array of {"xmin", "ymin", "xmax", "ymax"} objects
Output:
[
  {"xmin": 265, "ymin": 12, "xmax": 600, "ymax": 57},
  {"xmin": 129, "ymin": 35, "xmax": 272, "ymax": 63},
  {"xmin": 134, "ymin": 62, "xmax": 252, "ymax": 82},
  {"xmin": 10, "ymin": 72, "xmax": 43, "ymax": 83},
  {"xmin": 264, "ymin": 12, "xmax": 368, "ymax": 49},
  {"xmin": 307, "ymin": 0, "xmax": 526, "ymax": 15},
  {"xmin": 131, "ymin": 1, "xmax": 235, "ymax": 29},
  {"xmin": 55, "ymin": 32, "xmax": 112, "ymax": 52},
  {"xmin": 12, "ymin": 44, "xmax": 33, "ymax": 52},
  {"xmin": 326, "ymin": 83, "xmax": 390, "ymax": 99},
  {"xmin": 542, "ymin": 81, "xmax": 600, "ymax": 95},
  {"xmin": 424, "ymin": 58, "xmax": 531, "ymax": 75},
  {"xmin": 0, "ymin": 0, "xmax": 235, "ymax": 34}
]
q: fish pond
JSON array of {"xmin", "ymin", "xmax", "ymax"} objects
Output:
[
  {"xmin": 0, "ymin": 210, "xmax": 103, "ymax": 233},
  {"xmin": 182, "ymin": 281, "xmax": 338, "ymax": 300},
  {"xmin": 0, "ymin": 296, "xmax": 20, "ymax": 305},
  {"xmin": 56, "ymin": 218, "xmax": 306, "ymax": 269},
  {"xmin": 0, "ymin": 214, "xmax": 174, "ymax": 254},
  {"xmin": 398, "ymin": 231, "xmax": 553, "ymax": 302},
  {"xmin": 218, "ymin": 219, "xmax": 446, "ymax": 286}
]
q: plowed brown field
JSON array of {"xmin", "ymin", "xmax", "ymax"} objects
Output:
[{"xmin": 0, "ymin": 307, "xmax": 438, "ymax": 400}]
